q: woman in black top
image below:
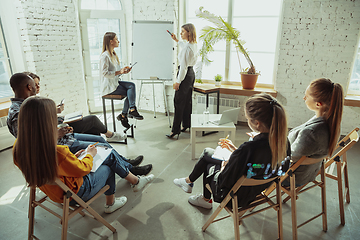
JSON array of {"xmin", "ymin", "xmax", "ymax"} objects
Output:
[{"xmin": 174, "ymin": 93, "xmax": 291, "ymax": 209}]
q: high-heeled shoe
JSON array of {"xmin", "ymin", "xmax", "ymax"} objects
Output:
[
  {"xmin": 166, "ymin": 132, "xmax": 180, "ymax": 139},
  {"xmin": 181, "ymin": 127, "xmax": 189, "ymax": 132}
]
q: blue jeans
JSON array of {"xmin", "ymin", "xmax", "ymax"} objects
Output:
[
  {"xmin": 69, "ymin": 133, "xmax": 112, "ymax": 154},
  {"xmin": 110, "ymin": 81, "xmax": 136, "ymax": 114},
  {"xmin": 71, "ymin": 149, "xmax": 133, "ymax": 204}
]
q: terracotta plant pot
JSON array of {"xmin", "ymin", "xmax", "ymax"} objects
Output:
[{"xmin": 240, "ymin": 73, "xmax": 259, "ymax": 90}]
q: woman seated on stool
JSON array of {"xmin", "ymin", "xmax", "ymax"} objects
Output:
[
  {"xmin": 13, "ymin": 96, "xmax": 154, "ymax": 213},
  {"xmin": 100, "ymin": 32, "xmax": 143, "ymax": 130},
  {"xmin": 283, "ymin": 78, "xmax": 344, "ymax": 187},
  {"xmin": 173, "ymin": 93, "xmax": 290, "ymax": 209}
]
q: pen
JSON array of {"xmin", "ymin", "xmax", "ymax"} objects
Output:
[
  {"xmin": 166, "ymin": 30, "xmax": 172, "ymax": 35},
  {"xmin": 90, "ymin": 142, "xmax": 99, "ymax": 147},
  {"xmin": 224, "ymin": 135, "xmax": 229, "ymax": 141}
]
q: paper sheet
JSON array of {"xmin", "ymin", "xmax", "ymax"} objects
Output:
[
  {"xmin": 212, "ymin": 146, "xmax": 233, "ymax": 161},
  {"xmin": 78, "ymin": 146, "xmax": 112, "ymax": 172}
]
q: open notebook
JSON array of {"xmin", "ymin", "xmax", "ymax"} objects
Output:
[{"xmin": 78, "ymin": 146, "xmax": 112, "ymax": 172}]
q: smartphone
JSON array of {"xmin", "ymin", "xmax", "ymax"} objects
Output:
[
  {"xmin": 60, "ymin": 98, "xmax": 65, "ymax": 106},
  {"xmin": 130, "ymin": 62, "xmax": 137, "ymax": 68}
]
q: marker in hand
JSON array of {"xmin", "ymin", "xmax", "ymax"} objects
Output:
[{"xmin": 166, "ymin": 30, "xmax": 172, "ymax": 36}]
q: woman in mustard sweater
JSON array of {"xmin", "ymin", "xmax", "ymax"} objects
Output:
[{"xmin": 13, "ymin": 96, "xmax": 154, "ymax": 213}]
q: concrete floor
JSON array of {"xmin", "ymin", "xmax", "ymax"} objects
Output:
[{"xmin": 0, "ymin": 111, "xmax": 360, "ymax": 240}]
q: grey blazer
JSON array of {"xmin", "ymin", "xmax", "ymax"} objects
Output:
[{"xmin": 287, "ymin": 116, "xmax": 330, "ymax": 186}]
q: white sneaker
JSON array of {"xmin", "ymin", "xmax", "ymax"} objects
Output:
[
  {"xmin": 188, "ymin": 194, "xmax": 213, "ymax": 209},
  {"xmin": 106, "ymin": 132, "xmax": 127, "ymax": 142},
  {"xmin": 173, "ymin": 178, "xmax": 193, "ymax": 193},
  {"xmin": 132, "ymin": 174, "xmax": 155, "ymax": 192},
  {"xmin": 104, "ymin": 196, "xmax": 127, "ymax": 213}
]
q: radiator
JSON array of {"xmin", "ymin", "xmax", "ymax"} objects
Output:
[{"xmin": 196, "ymin": 95, "xmax": 240, "ymax": 114}]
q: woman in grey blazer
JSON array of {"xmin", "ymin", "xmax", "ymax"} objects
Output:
[{"xmin": 285, "ymin": 78, "xmax": 344, "ymax": 186}]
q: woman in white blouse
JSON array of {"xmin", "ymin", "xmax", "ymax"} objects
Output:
[
  {"xmin": 100, "ymin": 32, "xmax": 143, "ymax": 130},
  {"xmin": 166, "ymin": 24, "xmax": 198, "ymax": 139}
]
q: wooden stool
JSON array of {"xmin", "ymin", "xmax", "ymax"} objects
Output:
[{"xmin": 102, "ymin": 94, "xmax": 134, "ymax": 144}]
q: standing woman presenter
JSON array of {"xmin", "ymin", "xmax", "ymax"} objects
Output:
[
  {"xmin": 166, "ymin": 23, "xmax": 197, "ymax": 139},
  {"xmin": 100, "ymin": 32, "xmax": 143, "ymax": 130}
]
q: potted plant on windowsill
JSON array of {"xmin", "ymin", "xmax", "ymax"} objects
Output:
[
  {"xmin": 196, "ymin": 7, "xmax": 260, "ymax": 89},
  {"xmin": 214, "ymin": 74, "xmax": 222, "ymax": 86}
]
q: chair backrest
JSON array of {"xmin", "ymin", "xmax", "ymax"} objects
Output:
[
  {"xmin": 229, "ymin": 175, "xmax": 279, "ymax": 198},
  {"xmin": 324, "ymin": 128, "xmax": 359, "ymax": 170}
]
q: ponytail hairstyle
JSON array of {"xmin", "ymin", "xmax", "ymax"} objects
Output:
[
  {"xmin": 309, "ymin": 78, "xmax": 344, "ymax": 156},
  {"xmin": 245, "ymin": 93, "xmax": 288, "ymax": 168},
  {"xmin": 182, "ymin": 23, "xmax": 197, "ymax": 43},
  {"xmin": 102, "ymin": 32, "xmax": 120, "ymax": 64},
  {"xmin": 13, "ymin": 96, "xmax": 58, "ymax": 187}
]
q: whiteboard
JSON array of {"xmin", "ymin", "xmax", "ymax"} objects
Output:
[{"xmin": 131, "ymin": 21, "xmax": 174, "ymax": 80}]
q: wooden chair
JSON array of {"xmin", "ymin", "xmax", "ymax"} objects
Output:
[
  {"xmin": 202, "ymin": 176, "xmax": 283, "ymax": 240},
  {"xmin": 28, "ymin": 179, "xmax": 116, "ymax": 240},
  {"xmin": 322, "ymin": 127, "xmax": 358, "ymax": 225},
  {"xmin": 102, "ymin": 94, "xmax": 134, "ymax": 144}
]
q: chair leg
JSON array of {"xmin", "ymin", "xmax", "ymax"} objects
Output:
[
  {"xmin": 232, "ymin": 196, "xmax": 240, "ymax": 240},
  {"xmin": 320, "ymin": 162, "xmax": 327, "ymax": 232},
  {"xmin": 290, "ymin": 175, "xmax": 297, "ymax": 240},
  {"xmin": 28, "ymin": 187, "xmax": 36, "ymax": 240},
  {"xmin": 202, "ymin": 204, "xmax": 224, "ymax": 232},
  {"xmin": 61, "ymin": 195, "xmax": 70, "ymax": 240},
  {"xmin": 102, "ymin": 98, "xmax": 107, "ymax": 128},
  {"xmin": 111, "ymin": 99, "xmax": 116, "ymax": 132},
  {"xmin": 276, "ymin": 180, "xmax": 283, "ymax": 240},
  {"xmin": 343, "ymin": 154, "xmax": 350, "ymax": 203},
  {"xmin": 337, "ymin": 161, "xmax": 345, "ymax": 226}
]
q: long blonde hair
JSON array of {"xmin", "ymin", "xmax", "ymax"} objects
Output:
[
  {"xmin": 182, "ymin": 23, "xmax": 197, "ymax": 43},
  {"xmin": 245, "ymin": 93, "xmax": 288, "ymax": 167},
  {"xmin": 13, "ymin": 96, "xmax": 58, "ymax": 187},
  {"xmin": 102, "ymin": 32, "xmax": 120, "ymax": 64},
  {"xmin": 309, "ymin": 78, "xmax": 344, "ymax": 156}
]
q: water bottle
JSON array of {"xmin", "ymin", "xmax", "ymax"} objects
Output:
[{"xmin": 203, "ymin": 107, "xmax": 210, "ymax": 124}]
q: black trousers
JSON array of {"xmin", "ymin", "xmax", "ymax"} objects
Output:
[
  {"xmin": 69, "ymin": 115, "xmax": 108, "ymax": 135},
  {"xmin": 189, "ymin": 148, "xmax": 222, "ymax": 199},
  {"xmin": 171, "ymin": 66, "xmax": 195, "ymax": 134}
]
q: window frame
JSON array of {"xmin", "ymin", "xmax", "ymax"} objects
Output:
[{"xmin": 0, "ymin": 17, "xmax": 13, "ymax": 103}]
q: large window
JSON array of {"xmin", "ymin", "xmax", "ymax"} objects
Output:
[
  {"xmin": 348, "ymin": 39, "xmax": 360, "ymax": 95},
  {"xmin": 186, "ymin": 0, "xmax": 282, "ymax": 85},
  {"xmin": 0, "ymin": 18, "xmax": 12, "ymax": 101}
]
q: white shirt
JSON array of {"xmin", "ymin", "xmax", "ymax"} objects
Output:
[
  {"xmin": 99, "ymin": 51, "xmax": 122, "ymax": 96},
  {"xmin": 177, "ymin": 41, "xmax": 197, "ymax": 83}
]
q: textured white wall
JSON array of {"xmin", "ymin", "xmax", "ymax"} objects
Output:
[
  {"xmin": 14, "ymin": 0, "xmax": 88, "ymax": 115},
  {"xmin": 275, "ymin": 0, "xmax": 360, "ymax": 134}
]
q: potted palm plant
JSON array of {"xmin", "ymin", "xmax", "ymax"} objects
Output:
[{"xmin": 196, "ymin": 7, "xmax": 260, "ymax": 89}]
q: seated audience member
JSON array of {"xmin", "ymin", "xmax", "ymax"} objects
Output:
[
  {"xmin": 24, "ymin": 72, "xmax": 126, "ymax": 142},
  {"xmin": 283, "ymin": 78, "xmax": 344, "ymax": 186},
  {"xmin": 7, "ymin": 73, "xmax": 150, "ymax": 175},
  {"xmin": 13, "ymin": 96, "xmax": 154, "ymax": 213},
  {"xmin": 174, "ymin": 93, "xmax": 290, "ymax": 209}
]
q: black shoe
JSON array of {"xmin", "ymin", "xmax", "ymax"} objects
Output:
[
  {"xmin": 130, "ymin": 164, "xmax": 152, "ymax": 176},
  {"xmin": 127, "ymin": 155, "xmax": 143, "ymax": 166},
  {"xmin": 128, "ymin": 107, "xmax": 144, "ymax": 120},
  {"xmin": 166, "ymin": 132, "xmax": 180, "ymax": 139},
  {"xmin": 181, "ymin": 127, "xmax": 189, "ymax": 132},
  {"xmin": 117, "ymin": 113, "xmax": 131, "ymax": 129}
]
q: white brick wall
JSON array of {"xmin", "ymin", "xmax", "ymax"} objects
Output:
[
  {"xmin": 275, "ymin": 0, "xmax": 360, "ymax": 134},
  {"xmin": 15, "ymin": 0, "xmax": 88, "ymax": 115}
]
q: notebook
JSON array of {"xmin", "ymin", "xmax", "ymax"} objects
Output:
[{"xmin": 209, "ymin": 107, "xmax": 240, "ymax": 125}]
